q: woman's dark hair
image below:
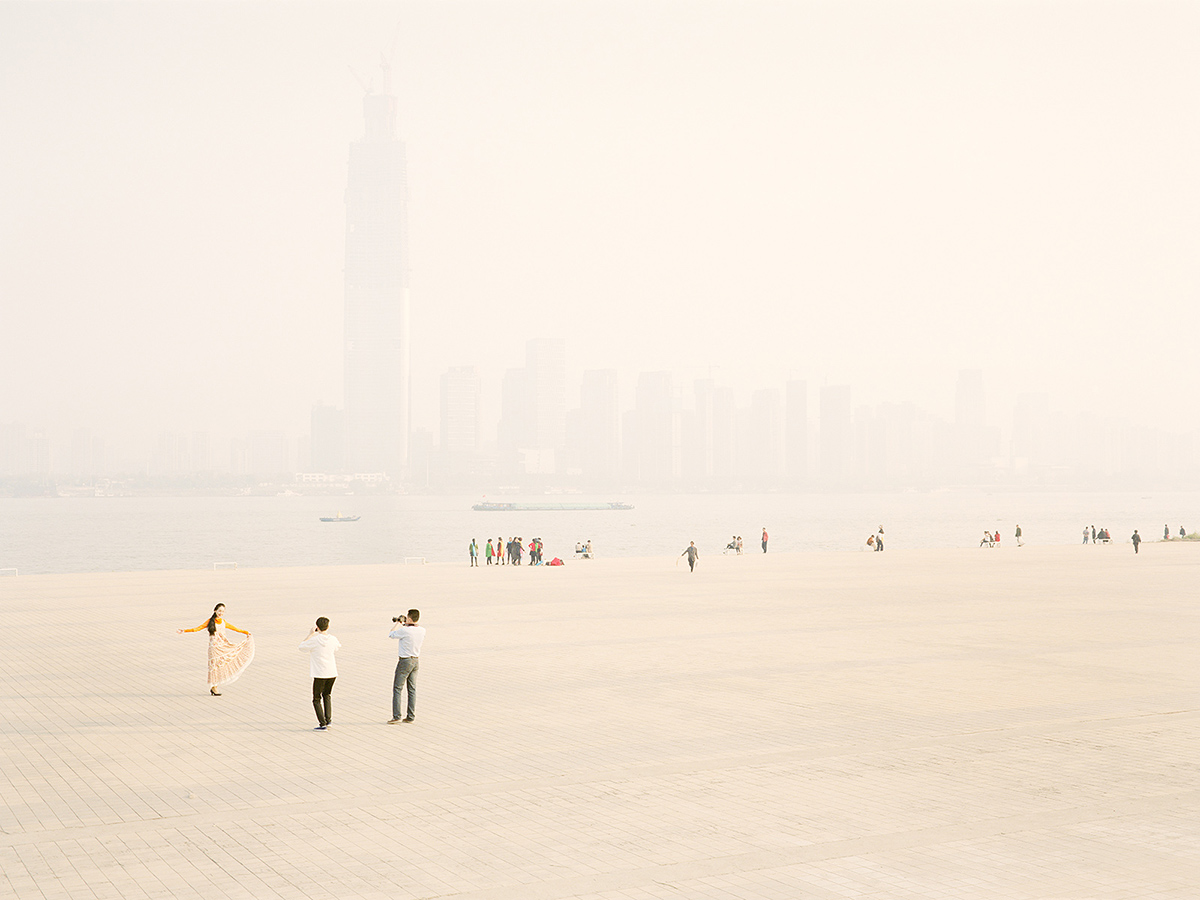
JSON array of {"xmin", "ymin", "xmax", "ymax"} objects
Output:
[
  {"xmin": 206, "ymin": 604, "xmax": 224, "ymax": 635},
  {"xmin": 315, "ymin": 617, "xmax": 330, "ymax": 631}
]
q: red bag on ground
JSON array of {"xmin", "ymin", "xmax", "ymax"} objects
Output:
[{"xmin": 548, "ymin": 557, "xmax": 564, "ymax": 566}]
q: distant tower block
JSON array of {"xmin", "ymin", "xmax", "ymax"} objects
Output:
[
  {"xmin": 786, "ymin": 380, "xmax": 807, "ymax": 481},
  {"xmin": 344, "ymin": 74, "xmax": 411, "ymax": 475}
]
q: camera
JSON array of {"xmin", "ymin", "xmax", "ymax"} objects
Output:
[{"xmin": 392, "ymin": 615, "xmax": 407, "ymax": 623}]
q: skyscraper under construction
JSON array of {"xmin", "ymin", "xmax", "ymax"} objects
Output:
[{"xmin": 343, "ymin": 73, "xmax": 410, "ymax": 475}]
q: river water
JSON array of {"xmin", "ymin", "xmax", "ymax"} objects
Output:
[{"xmin": 1, "ymin": 491, "xmax": 1196, "ymax": 575}]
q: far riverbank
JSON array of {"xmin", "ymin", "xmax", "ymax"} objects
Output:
[{"xmin": 1, "ymin": 490, "xmax": 1196, "ymax": 575}]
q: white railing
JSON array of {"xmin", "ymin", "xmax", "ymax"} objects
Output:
[
  {"xmin": 0, "ymin": 568, "xmax": 16, "ymax": 577},
  {"xmin": 213, "ymin": 561, "xmax": 238, "ymax": 570},
  {"xmin": 403, "ymin": 557, "xmax": 426, "ymax": 565}
]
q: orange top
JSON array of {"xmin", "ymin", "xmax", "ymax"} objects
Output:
[{"xmin": 182, "ymin": 617, "xmax": 249, "ymax": 635}]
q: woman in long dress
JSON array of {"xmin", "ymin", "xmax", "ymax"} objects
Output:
[{"xmin": 177, "ymin": 603, "xmax": 254, "ymax": 695}]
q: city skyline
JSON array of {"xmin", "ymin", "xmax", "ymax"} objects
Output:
[
  {"xmin": 2, "ymin": 360, "xmax": 1196, "ymax": 494},
  {"xmin": 2, "ymin": 2, "xmax": 1198, "ymax": 483}
]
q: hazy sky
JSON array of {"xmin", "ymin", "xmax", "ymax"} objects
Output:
[{"xmin": 2, "ymin": 1, "xmax": 1198, "ymax": 453}]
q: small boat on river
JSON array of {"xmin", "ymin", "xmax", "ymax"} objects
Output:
[
  {"xmin": 319, "ymin": 513, "xmax": 360, "ymax": 522},
  {"xmin": 472, "ymin": 501, "xmax": 633, "ymax": 512}
]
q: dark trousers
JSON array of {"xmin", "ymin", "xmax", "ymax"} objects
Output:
[
  {"xmin": 393, "ymin": 657, "xmax": 419, "ymax": 720},
  {"xmin": 312, "ymin": 677, "xmax": 335, "ymax": 726},
  {"xmin": 762, "ymin": 541, "xmax": 767, "ymax": 553}
]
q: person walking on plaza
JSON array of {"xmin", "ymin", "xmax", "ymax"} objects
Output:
[
  {"xmin": 875, "ymin": 527, "xmax": 884, "ymax": 552},
  {"xmin": 498, "ymin": 536, "xmax": 506, "ymax": 565},
  {"xmin": 1091, "ymin": 525, "xmax": 1096, "ymax": 542},
  {"xmin": 1131, "ymin": 530, "xmax": 1141, "ymax": 554},
  {"xmin": 681, "ymin": 541, "xmax": 700, "ymax": 572},
  {"xmin": 485, "ymin": 538, "xmax": 494, "ymax": 565},
  {"xmin": 1082, "ymin": 526, "xmax": 1089, "ymax": 544},
  {"xmin": 1015, "ymin": 524, "xmax": 1023, "ymax": 546},
  {"xmin": 1164, "ymin": 524, "xmax": 1170, "ymax": 541},
  {"xmin": 761, "ymin": 527, "xmax": 769, "ymax": 553},
  {"xmin": 388, "ymin": 610, "xmax": 425, "ymax": 724},
  {"xmin": 299, "ymin": 617, "xmax": 340, "ymax": 730},
  {"xmin": 469, "ymin": 538, "xmax": 478, "ymax": 567},
  {"xmin": 177, "ymin": 603, "xmax": 254, "ymax": 696}
]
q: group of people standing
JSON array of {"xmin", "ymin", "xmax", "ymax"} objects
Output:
[
  {"xmin": 474, "ymin": 536, "xmax": 545, "ymax": 565},
  {"xmin": 1081, "ymin": 524, "xmax": 1186, "ymax": 553},
  {"xmin": 178, "ymin": 604, "xmax": 426, "ymax": 730}
]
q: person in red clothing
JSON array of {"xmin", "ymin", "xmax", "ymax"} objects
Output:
[{"xmin": 761, "ymin": 527, "xmax": 768, "ymax": 553}]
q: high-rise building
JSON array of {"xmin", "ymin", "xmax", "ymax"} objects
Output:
[
  {"xmin": 785, "ymin": 380, "xmax": 807, "ymax": 481},
  {"xmin": 69, "ymin": 429, "xmax": 98, "ymax": 479},
  {"xmin": 526, "ymin": 339, "xmax": 566, "ymax": 455},
  {"xmin": 190, "ymin": 432, "xmax": 210, "ymax": 473},
  {"xmin": 343, "ymin": 73, "xmax": 410, "ymax": 476},
  {"xmin": 497, "ymin": 340, "xmax": 566, "ymax": 476},
  {"xmin": 498, "ymin": 367, "xmax": 532, "ymax": 463},
  {"xmin": 953, "ymin": 369, "xmax": 1000, "ymax": 475},
  {"xmin": 711, "ymin": 387, "xmax": 736, "ymax": 480},
  {"xmin": 310, "ymin": 406, "xmax": 345, "ymax": 472},
  {"xmin": 820, "ymin": 384, "xmax": 853, "ymax": 484},
  {"xmin": 683, "ymin": 379, "xmax": 715, "ymax": 483},
  {"xmin": 440, "ymin": 366, "xmax": 481, "ymax": 457},
  {"xmin": 634, "ymin": 371, "xmax": 676, "ymax": 485},
  {"xmin": 154, "ymin": 432, "xmax": 189, "ymax": 476},
  {"xmin": 853, "ymin": 404, "xmax": 874, "ymax": 480},
  {"xmin": 579, "ymin": 369, "xmax": 620, "ymax": 483},
  {"xmin": 955, "ymin": 370, "xmax": 985, "ymax": 428},
  {"xmin": 748, "ymin": 388, "xmax": 783, "ymax": 484}
]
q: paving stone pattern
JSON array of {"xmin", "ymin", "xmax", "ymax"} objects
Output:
[{"xmin": 1, "ymin": 543, "xmax": 1197, "ymax": 898}]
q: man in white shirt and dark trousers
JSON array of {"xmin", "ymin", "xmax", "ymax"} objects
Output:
[
  {"xmin": 389, "ymin": 609, "xmax": 425, "ymax": 724},
  {"xmin": 299, "ymin": 617, "xmax": 341, "ymax": 731}
]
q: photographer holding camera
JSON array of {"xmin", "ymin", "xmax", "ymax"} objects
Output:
[{"xmin": 387, "ymin": 610, "xmax": 425, "ymax": 724}]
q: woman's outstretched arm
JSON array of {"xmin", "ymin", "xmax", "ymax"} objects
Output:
[
  {"xmin": 177, "ymin": 621, "xmax": 209, "ymax": 634},
  {"xmin": 224, "ymin": 622, "xmax": 251, "ymax": 636}
]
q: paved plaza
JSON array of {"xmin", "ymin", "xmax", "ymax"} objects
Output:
[{"xmin": 1, "ymin": 543, "xmax": 1197, "ymax": 899}]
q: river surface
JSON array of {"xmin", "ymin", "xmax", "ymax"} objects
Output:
[{"xmin": 1, "ymin": 491, "xmax": 1196, "ymax": 575}]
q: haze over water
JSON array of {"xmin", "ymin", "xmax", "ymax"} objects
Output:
[{"xmin": 1, "ymin": 490, "xmax": 1195, "ymax": 575}]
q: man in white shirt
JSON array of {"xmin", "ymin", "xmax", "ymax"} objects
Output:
[
  {"xmin": 388, "ymin": 609, "xmax": 426, "ymax": 724},
  {"xmin": 299, "ymin": 617, "xmax": 341, "ymax": 731}
]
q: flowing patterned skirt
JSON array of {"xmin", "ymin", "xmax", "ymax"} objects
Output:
[{"xmin": 207, "ymin": 632, "xmax": 255, "ymax": 687}]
